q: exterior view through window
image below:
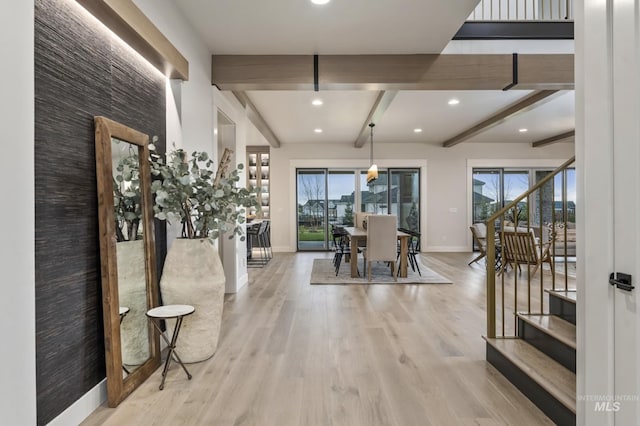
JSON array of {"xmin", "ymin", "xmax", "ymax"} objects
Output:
[{"xmin": 297, "ymin": 168, "xmax": 420, "ymax": 251}]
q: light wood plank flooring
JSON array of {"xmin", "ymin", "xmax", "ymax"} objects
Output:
[{"xmin": 82, "ymin": 252, "xmax": 556, "ymax": 425}]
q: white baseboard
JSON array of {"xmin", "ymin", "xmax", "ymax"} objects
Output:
[
  {"xmin": 47, "ymin": 379, "xmax": 107, "ymax": 426},
  {"xmin": 425, "ymin": 246, "xmax": 469, "ymax": 253}
]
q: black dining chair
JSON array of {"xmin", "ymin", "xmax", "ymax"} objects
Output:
[{"xmin": 397, "ymin": 228, "xmax": 421, "ymax": 276}]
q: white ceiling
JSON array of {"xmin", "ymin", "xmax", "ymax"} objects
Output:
[
  {"xmin": 466, "ymin": 91, "xmax": 575, "ymax": 143},
  {"xmin": 247, "ymin": 91, "xmax": 379, "ymax": 144},
  {"xmin": 375, "ymin": 90, "xmax": 532, "ymax": 145},
  {"xmin": 173, "ymin": 0, "xmax": 479, "ymax": 54},
  {"xmin": 172, "ymin": 0, "xmax": 575, "ymax": 149}
]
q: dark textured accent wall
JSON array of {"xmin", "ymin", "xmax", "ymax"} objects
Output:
[{"xmin": 35, "ymin": 0, "xmax": 166, "ymax": 424}]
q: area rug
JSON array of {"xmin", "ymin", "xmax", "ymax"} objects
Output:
[{"xmin": 310, "ymin": 258, "xmax": 452, "ymax": 285}]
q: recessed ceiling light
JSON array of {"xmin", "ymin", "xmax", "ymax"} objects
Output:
[
  {"xmin": 312, "ymin": 99, "xmax": 323, "ymax": 106},
  {"xmin": 311, "ymin": 0, "xmax": 330, "ymax": 4},
  {"xmin": 314, "ymin": 128, "xmax": 323, "ymax": 133},
  {"xmin": 519, "ymin": 128, "xmax": 528, "ymax": 133},
  {"xmin": 448, "ymin": 98, "xmax": 460, "ymax": 105},
  {"xmin": 414, "ymin": 128, "xmax": 423, "ymax": 133}
]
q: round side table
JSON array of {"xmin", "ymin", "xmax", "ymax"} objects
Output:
[{"xmin": 146, "ymin": 304, "xmax": 195, "ymax": 390}]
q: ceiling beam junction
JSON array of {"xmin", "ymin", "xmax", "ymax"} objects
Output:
[
  {"xmin": 232, "ymin": 91, "xmax": 281, "ymax": 148},
  {"xmin": 353, "ymin": 91, "xmax": 398, "ymax": 148}
]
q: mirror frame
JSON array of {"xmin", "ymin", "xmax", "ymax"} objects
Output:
[{"xmin": 94, "ymin": 116, "xmax": 160, "ymax": 407}]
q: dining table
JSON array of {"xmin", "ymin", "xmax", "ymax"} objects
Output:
[{"xmin": 343, "ymin": 227, "xmax": 411, "ymax": 278}]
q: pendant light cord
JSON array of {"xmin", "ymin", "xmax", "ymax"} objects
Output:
[{"xmin": 369, "ymin": 122, "xmax": 375, "ymax": 165}]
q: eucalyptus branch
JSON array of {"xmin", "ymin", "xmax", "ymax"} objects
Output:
[{"xmin": 150, "ymin": 145, "xmax": 260, "ymax": 240}]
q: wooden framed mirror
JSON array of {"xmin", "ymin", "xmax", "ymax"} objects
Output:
[{"xmin": 94, "ymin": 116, "xmax": 160, "ymax": 407}]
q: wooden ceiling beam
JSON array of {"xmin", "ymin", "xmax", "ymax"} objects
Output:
[
  {"xmin": 353, "ymin": 91, "xmax": 398, "ymax": 148},
  {"xmin": 442, "ymin": 90, "xmax": 561, "ymax": 148},
  {"xmin": 232, "ymin": 91, "xmax": 281, "ymax": 148},
  {"xmin": 531, "ymin": 130, "xmax": 575, "ymax": 147},
  {"xmin": 211, "ymin": 54, "xmax": 573, "ymax": 91},
  {"xmin": 76, "ymin": 0, "xmax": 189, "ymax": 80}
]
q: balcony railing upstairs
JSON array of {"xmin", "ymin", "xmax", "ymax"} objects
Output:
[
  {"xmin": 468, "ymin": 0, "xmax": 573, "ymax": 21},
  {"xmin": 485, "ymin": 156, "xmax": 575, "ymax": 339}
]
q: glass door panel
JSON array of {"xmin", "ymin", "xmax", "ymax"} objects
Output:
[
  {"xmin": 390, "ymin": 169, "xmax": 420, "ymax": 231},
  {"xmin": 297, "ymin": 169, "xmax": 327, "ymax": 250},
  {"xmin": 328, "ymin": 171, "xmax": 355, "ymax": 227},
  {"xmin": 504, "ymin": 170, "xmax": 530, "ymax": 225},
  {"xmin": 359, "ymin": 171, "xmax": 388, "ymax": 214},
  {"xmin": 472, "ymin": 169, "xmax": 502, "ymax": 223}
]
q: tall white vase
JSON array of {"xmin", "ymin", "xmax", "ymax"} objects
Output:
[{"xmin": 159, "ymin": 238, "xmax": 226, "ymax": 363}]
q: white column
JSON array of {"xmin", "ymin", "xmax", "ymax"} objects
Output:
[{"xmin": 0, "ymin": 1, "xmax": 37, "ymax": 424}]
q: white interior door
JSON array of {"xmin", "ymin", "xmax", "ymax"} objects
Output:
[{"xmin": 612, "ymin": 0, "xmax": 640, "ymax": 423}]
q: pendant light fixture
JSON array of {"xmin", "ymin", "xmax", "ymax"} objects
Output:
[{"xmin": 366, "ymin": 122, "xmax": 378, "ymax": 184}]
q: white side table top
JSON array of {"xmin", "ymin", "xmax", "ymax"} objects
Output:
[
  {"xmin": 147, "ymin": 304, "xmax": 195, "ymax": 319},
  {"xmin": 119, "ymin": 306, "xmax": 130, "ymax": 316}
]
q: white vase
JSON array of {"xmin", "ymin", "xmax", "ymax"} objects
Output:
[
  {"xmin": 159, "ymin": 238, "xmax": 226, "ymax": 363},
  {"xmin": 116, "ymin": 239, "xmax": 150, "ymax": 365}
]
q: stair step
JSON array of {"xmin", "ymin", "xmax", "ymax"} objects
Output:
[
  {"xmin": 517, "ymin": 313, "xmax": 576, "ymax": 349},
  {"xmin": 484, "ymin": 337, "xmax": 576, "ymax": 416},
  {"xmin": 545, "ymin": 289, "xmax": 577, "ymax": 304},
  {"xmin": 546, "ymin": 290, "xmax": 576, "ymax": 325}
]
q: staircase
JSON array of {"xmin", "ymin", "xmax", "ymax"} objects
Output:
[
  {"xmin": 485, "ymin": 289, "xmax": 576, "ymax": 425},
  {"xmin": 482, "ymin": 157, "xmax": 577, "ymax": 425}
]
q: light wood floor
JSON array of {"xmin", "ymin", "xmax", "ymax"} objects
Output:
[{"xmin": 82, "ymin": 252, "xmax": 555, "ymax": 426}]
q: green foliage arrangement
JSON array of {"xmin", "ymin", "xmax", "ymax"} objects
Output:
[
  {"xmin": 113, "ymin": 143, "xmax": 142, "ymax": 242},
  {"xmin": 149, "ymin": 145, "xmax": 259, "ymax": 240}
]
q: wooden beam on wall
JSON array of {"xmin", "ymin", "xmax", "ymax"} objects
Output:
[
  {"xmin": 232, "ymin": 91, "xmax": 281, "ymax": 148},
  {"xmin": 76, "ymin": 0, "xmax": 189, "ymax": 80},
  {"xmin": 442, "ymin": 90, "xmax": 560, "ymax": 147},
  {"xmin": 532, "ymin": 130, "xmax": 575, "ymax": 147},
  {"xmin": 353, "ymin": 91, "xmax": 398, "ymax": 148},
  {"xmin": 211, "ymin": 54, "xmax": 574, "ymax": 91},
  {"xmin": 213, "ymin": 55, "xmax": 314, "ymax": 90}
]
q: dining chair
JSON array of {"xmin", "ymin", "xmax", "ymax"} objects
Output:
[
  {"xmin": 469, "ymin": 223, "xmax": 488, "ymax": 265},
  {"xmin": 499, "ymin": 229, "xmax": 554, "ymax": 276},
  {"xmin": 397, "ymin": 228, "xmax": 421, "ymax": 276},
  {"xmin": 363, "ymin": 215, "xmax": 398, "ymax": 282}
]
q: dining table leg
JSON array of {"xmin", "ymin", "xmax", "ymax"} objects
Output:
[
  {"xmin": 399, "ymin": 235, "xmax": 409, "ymax": 278},
  {"xmin": 350, "ymin": 235, "xmax": 359, "ymax": 278}
]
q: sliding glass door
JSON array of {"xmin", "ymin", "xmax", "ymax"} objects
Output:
[
  {"xmin": 297, "ymin": 168, "xmax": 420, "ymax": 250},
  {"xmin": 328, "ymin": 170, "xmax": 356, "ymax": 227},
  {"xmin": 390, "ymin": 169, "xmax": 420, "ymax": 231},
  {"xmin": 297, "ymin": 169, "xmax": 327, "ymax": 250}
]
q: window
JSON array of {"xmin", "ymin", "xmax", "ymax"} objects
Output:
[{"xmin": 297, "ymin": 167, "xmax": 420, "ymax": 251}]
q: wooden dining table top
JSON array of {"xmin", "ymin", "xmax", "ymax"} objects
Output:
[{"xmin": 343, "ymin": 227, "xmax": 410, "ymax": 238}]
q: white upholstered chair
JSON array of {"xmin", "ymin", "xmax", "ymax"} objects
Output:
[{"xmin": 363, "ymin": 215, "xmax": 398, "ymax": 282}]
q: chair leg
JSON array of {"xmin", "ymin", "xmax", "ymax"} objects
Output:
[
  {"xmin": 392, "ymin": 261, "xmax": 397, "ymax": 282},
  {"xmin": 468, "ymin": 252, "xmax": 486, "ymax": 265},
  {"xmin": 411, "ymin": 253, "xmax": 421, "ymax": 276},
  {"xmin": 368, "ymin": 261, "xmax": 371, "ymax": 282}
]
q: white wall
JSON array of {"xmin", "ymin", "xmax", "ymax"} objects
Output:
[
  {"xmin": 270, "ymin": 141, "xmax": 574, "ymax": 253},
  {"xmin": 212, "ymin": 89, "xmax": 270, "ymax": 292},
  {"xmin": 134, "ymin": 0, "xmax": 216, "ymax": 247},
  {"xmin": 0, "ymin": 1, "xmax": 36, "ymax": 425},
  {"xmin": 134, "ymin": 1, "xmax": 267, "ymax": 295}
]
